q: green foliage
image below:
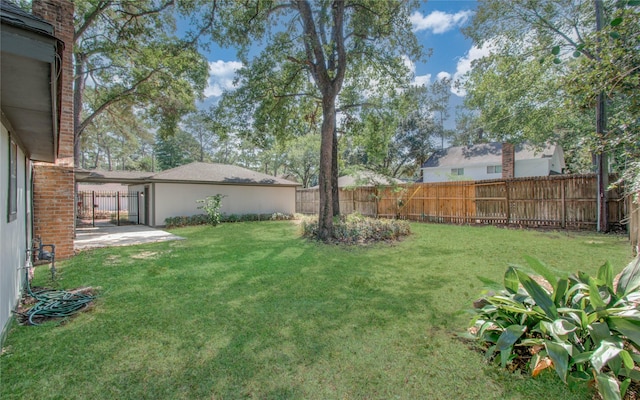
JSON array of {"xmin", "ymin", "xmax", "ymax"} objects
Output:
[
  {"xmin": 300, "ymin": 213, "xmax": 411, "ymax": 244},
  {"xmin": 470, "ymin": 256, "xmax": 640, "ymax": 400},
  {"xmin": 164, "ymin": 214, "xmax": 209, "ymax": 228},
  {"xmin": 164, "ymin": 212, "xmax": 294, "ymax": 228},
  {"xmin": 74, "ymin": 1, "xmax": 209, "ymax": 162},
  {"xmin": 461, "ymin": 0, "xmax": 640, "ymax": 179},
  {"xmin": 196, "ymin": 195, "xmax": 226, "ymax": 226}
]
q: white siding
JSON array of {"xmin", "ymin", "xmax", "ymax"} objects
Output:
[
  {"xmin": 1, "ymin": 121, "xmax": 29, "ymax": 340},
  {"xmin": 152, "ymin": 183, "xmax": 296, "ymax": 226},
  {"xmin": 423, "ymin": 164, "xmax": 499, "ymax": 182},
  {"xmin": 514, "ymin": 158, "xmax": 550, "ymax": 178}
]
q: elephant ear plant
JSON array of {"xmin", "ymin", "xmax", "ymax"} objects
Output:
[{"xmin": 470, "ymin": 256, "xmax": 640, "ymax": 400}]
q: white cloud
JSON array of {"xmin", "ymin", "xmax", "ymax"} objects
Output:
[
  {"xmin": 204, "ymin": 60, "xmax": 243, "ymax": 98},
  {"xmin": 410, "ymin": 10, "xmax": 473, "ymax": 34},
  {"xmin": 413, "ymin": 74, "xmax": 431, "ymax": 87},
  {"xmin": 436, "ymin": 71, "xmax": 451, "ymax": 81},
  {"xmin": 401, "ymin": 55, "xmax": 431, "ymax": 87},
  {"xmin": 451, "ymin": 42, "xmax": 496, "ymax": 96}
]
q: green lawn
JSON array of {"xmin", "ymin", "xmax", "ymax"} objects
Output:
[{"xmin": 0, "ymin": 222, "xmax": 633, "ymax": 399}]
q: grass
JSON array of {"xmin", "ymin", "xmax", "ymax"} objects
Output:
[{"xmin": 0, "ymin": 222, "xmax": 633, "ymax": 399}]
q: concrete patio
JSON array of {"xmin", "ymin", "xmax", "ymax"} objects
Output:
[{"xmin": 75, "ymin": 224, "xmax": 184, "ymax": 251}]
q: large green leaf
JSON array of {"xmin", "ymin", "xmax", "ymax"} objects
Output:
[
  {"xmin": 589, "ymin": 322, "xmax": 612, "ymax": 345},
  {"xmin": 616, "ymin": 257, "xmax": 640, "ymax": 296},
  {"xmin": 591, "ymin": 341, "xmax": 623, "ymax": 372},
  {"xmin": 495, "ymin": 324, "xmax": 527, "ymax": 351},
  {"xmin": 504, "ymin": 267, "xmax": 519, "ymax": 294},
  {"xmin": 597, "ymin": 261, "xmax": 614, "ymax": 293},
  {"xmin": 544, "ymin": 340, "xmax": 569, "ymax": 383},
  {"xmin": 589, "ymin": 279, "xmax": 607, "ymax": 309},
  {"xmin": 608, "ymin": 317, "xmax": 640, "ymax": 348},
  {"xmin": 523, "ymin": 256, "xmax": 558, "ymax": 288},
  {"xmin": 549, "ymin": 319, "xmax": 577, "ymax": 341},
  {"xmin": 554, "ymin": 278, "xmax": 569, "ymax": 306},
  {"xmin": 516, "ymin": 269, "xmax": 558, "ymax": 320},
  {"xmin": 595, "ymin": 372, "xmax": 622, "ymax": 400}
]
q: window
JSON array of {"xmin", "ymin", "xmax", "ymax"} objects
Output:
[
  {"xmin": 451, "ymin": 168, "xmax": 464, "ymax": 176},
  {"xmin": 8, "ymin": 137, "xmax": 17, "ymax": 222},
  {"xmin": 487, "ymin": 165, "xmax": 502, "ymax": 174}
]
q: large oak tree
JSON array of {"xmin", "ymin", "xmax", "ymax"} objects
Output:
[{"xmin": 205, "ymin": 0, "xmax": 422, "ymax": 240}]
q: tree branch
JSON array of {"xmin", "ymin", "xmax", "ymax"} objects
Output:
[{"xmin": 75, "ymin": 1, "xmax": 112, "ymax": 42}]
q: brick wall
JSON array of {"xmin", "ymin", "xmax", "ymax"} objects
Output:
[
  {"xmin": 32, "ymin": 0, "xmax": 75, "ymax": 259},
  {"xmin": 32, "ymin": 165, "xmax": 75, "ymax": 258},
  {"xmin": 501, "ymin": 142, "xmax": 515, "ymax": 179}
]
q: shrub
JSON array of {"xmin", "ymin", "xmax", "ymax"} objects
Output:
[
  {"xmin": 469, "ymin": 256, "xmax": 640, "ymax": 400},
  {"xmin": 197, "ymin": 195, "xmax": 226, "ymax": 226},
  {"xmin": 300, "ymin": 213, "xmax": 411, "ymax": 244},
  {"xmin": 164, "ymin": 213, "xmax": 295, "ymax": 228}
]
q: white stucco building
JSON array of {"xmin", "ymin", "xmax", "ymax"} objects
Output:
[
  {"xmin": 421, "ymin": 142, "xmax": 565, "ymax": 183},
  {"xmin": 78, "ymin": 162, "xmax": 300, "ymax": 227}
]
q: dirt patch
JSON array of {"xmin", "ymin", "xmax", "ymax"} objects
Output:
[{"xmin": 131, "ymin": 251, "xmax": 158, "ymax": 260}]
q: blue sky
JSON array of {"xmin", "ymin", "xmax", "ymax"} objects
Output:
[{"xmin": 199, "ymin": 1, "xmax": 485, "ymax": 108}]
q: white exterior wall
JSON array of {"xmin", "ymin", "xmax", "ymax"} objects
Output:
[
  {"xmin": 422, "ymin": 164, "xmax": 502, "ymax": 183},
  {"xmin": 1, "ymin": 121, "xmax": 29, "ymax": 341},
  {"xmin": 127, "ymin": 184, "xmax": 147, "ymax": 225},
  {"xmin": 152, "ymin": 183, "xmax": 296, "ymax": 226},
  {"xmin": 514, "ymin": 158, "xmax": 550, "ymax": 178}
]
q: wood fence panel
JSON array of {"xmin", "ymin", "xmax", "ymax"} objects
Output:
[
  {"xmin": 295, "ymin": 174, "xmax": 625, "ymax": 231},
  {"xmin": 627, "ymin": 194, "xmax": 639, "ymax": 255}
]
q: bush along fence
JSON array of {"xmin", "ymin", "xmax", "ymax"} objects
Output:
[{"xmin": 296, "ymin": 174, "xmax": 626, "ymax": 231}]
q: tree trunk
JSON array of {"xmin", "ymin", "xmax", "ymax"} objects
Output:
[
  {"xmin": 318, "ymin": 95, "xmax": 336, "ymax": 241},
  {"xmin": 332, "ymin": 127, "xmax": 340, "ymax": 216},
  {"xmin": 73, "ymin": 53, "xmax": 86, "ymax": 168},
  {"xmin": 594, "ymin": 0, "xmax": 608, "ymax": 232}
]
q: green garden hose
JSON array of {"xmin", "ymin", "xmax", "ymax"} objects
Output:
[{"xmin": 19, "ymin": 260, "xmax": 95, "ymax": 326}]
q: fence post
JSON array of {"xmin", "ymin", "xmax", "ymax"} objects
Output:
[
  {"xmin": 504, "ymin": 181, "xmax": 510, "ymax": 225},
  {"xmin": 116, "ymin": 193, "xmax": 121, "ymax": 226},
  {"xmin": 92, "ymin": 191, "xmax": 95, "ymax": 227},
  {"xmin": 561, "ymin": 179, "xmax": 566, "ymax": 228},
  {"xmin": 137, "ymin": 192, "xmax": 141, "ymax": 225}
]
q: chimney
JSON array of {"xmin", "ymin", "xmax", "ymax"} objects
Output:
[
  {"xmin": 502, "ymin": 142, "xmax": 514, "ymax": 179},
  {"xmin": 31, "ymin": 0, "xmax": 76, "ymax": 259}
]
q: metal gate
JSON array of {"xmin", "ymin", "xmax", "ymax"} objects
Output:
[{"xmin": 77, "ymin": 191, "xmax": 144, "ymax": 227}]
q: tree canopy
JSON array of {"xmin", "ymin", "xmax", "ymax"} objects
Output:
[
  {"xmin": 203, "ymin": 0, "xmax": 423, "ymax": 240},
  {"xmin": 73, "ymin": 0, "xmax": 209, "ymax": 166}
]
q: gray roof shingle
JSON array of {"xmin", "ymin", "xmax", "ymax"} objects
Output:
[{"xmin": 149, "ymin": 162, "xmax": 299, "ymax": 186}]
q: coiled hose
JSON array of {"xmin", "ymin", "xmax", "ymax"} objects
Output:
[{"xmin": 19, "ymin": 258, "xmax": 95, "ymax": 326}]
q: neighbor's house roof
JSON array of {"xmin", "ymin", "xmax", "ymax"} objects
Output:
[
  {"xmin": 422, "ymin": 143, "xmax": 558, "ymax": 169},
  {"xmin": 77, "ymin": 183, "xmax": 131, "ymax": 193},
  {"xmin": 75, "ymin": 169, "xmax": 152, "ymax": 184},
  {"xmin": 76, "ymin": 162, "xmax": 300, "ymax": 187},
  {"xmin": 1, "ymin": 0, "xmax": 63, "ymax": 162},
  {"xmin": 309, "ymin": 170, "xmax": 403, "ymax": 189},
  {"xmin": 149, "ymin": 162, "xmax": 299, "ymax": 186}
]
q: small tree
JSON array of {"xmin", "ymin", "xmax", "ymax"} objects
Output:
[{"xmin": 196, "ymin": 195, "xmax": 226, "ymax": 226}]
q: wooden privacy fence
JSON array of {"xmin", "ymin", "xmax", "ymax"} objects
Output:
[{"xmin": 296, "ymin": 174, "xmax": 626, "ymax": 230}]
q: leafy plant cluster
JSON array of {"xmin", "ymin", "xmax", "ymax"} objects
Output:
[
  {"xmin": 196, "ymin": 195, "xmax": 226, "ymax": 226},
  {"xmin": 164, "ymin": 213, "xmax": 294, "ymax": 228},
  {"xmin": 469, "ymin": 256, "xmax": 640, "ymax": 400},
  {"xmin": 300, "ymin": 213, "xmax": 411, "ymax": 244}
]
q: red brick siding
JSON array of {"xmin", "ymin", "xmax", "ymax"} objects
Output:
[
  {"xmin": 32, "ymin": 0, "xmax": 75, "ymax": 259},
  {"xmin": 502, "ymin": 143, "xmax": 515, "ymax": 179}
]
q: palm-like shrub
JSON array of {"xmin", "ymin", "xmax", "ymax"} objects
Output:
[{"xmin": 470, "ymin": 256, "xmax": 640, "ymax": 400}]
